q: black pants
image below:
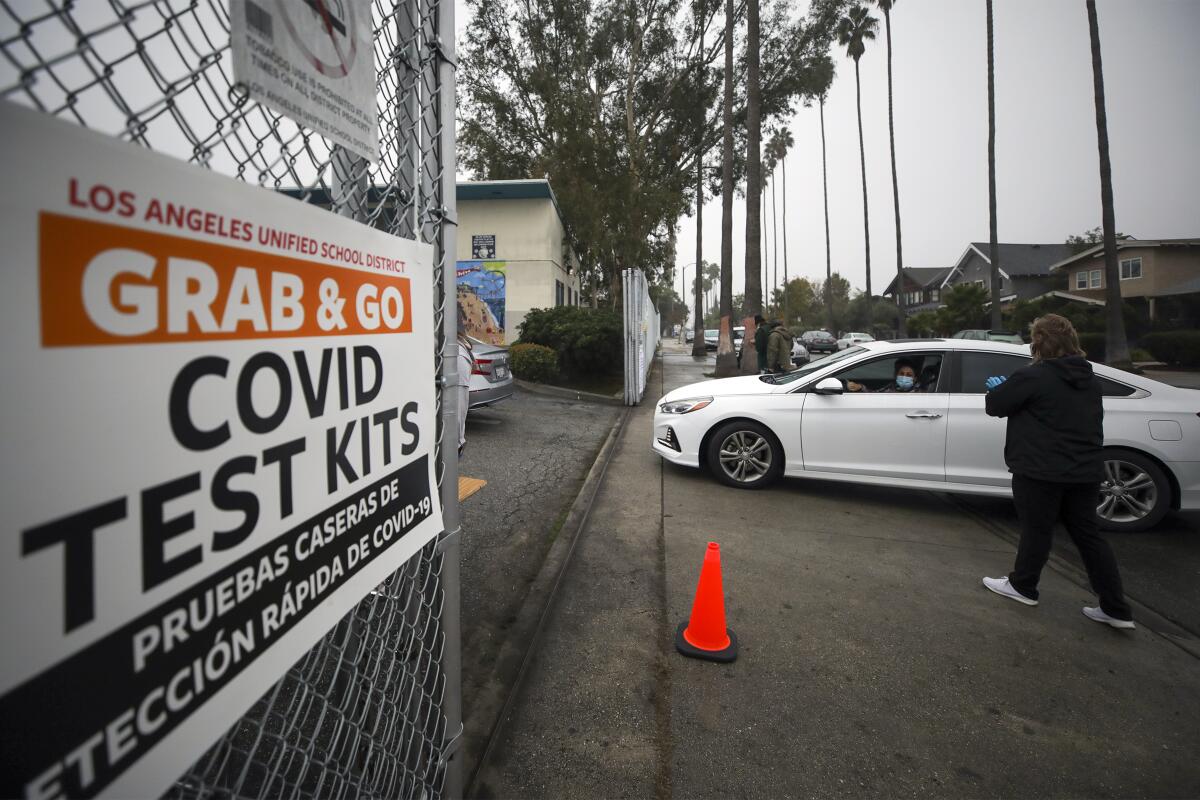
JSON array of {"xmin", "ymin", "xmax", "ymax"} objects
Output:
[{"xmin": 1009, "ymin": 474, "xmax": 1133, "ymax": 621}]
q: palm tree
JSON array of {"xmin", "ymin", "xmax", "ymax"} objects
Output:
[
  {"xmin": 716, "ymin": 0, "xmax": 738, "ymax": 376},
  {"xmin": 820, "ymin": 90, "xmax": 833, "ymax": 329},
  {"xmin": 737, "ymin": 0, "xmax": 764, "ymax": 375},
  {"xmin": 836, "ymin": 5, "xmax": 879, "ymax": 299},
  {"xmin": 986, "ymin": 0, "xmax": 1002, "ymax": 329},
  {"xmin": 876, "ymin": 0, "xmax": 905, "ymax": 336},
  {"xmin": 1085, "ymin": 0, "xmax": 1131, "ymax": 368},
  {"xmin": 775, "ymin": 128, "xmax": 795, "ymax": 325},
  {"xmin": 692, "ymin": 155, "xmax": 707, "ymax": 356}
]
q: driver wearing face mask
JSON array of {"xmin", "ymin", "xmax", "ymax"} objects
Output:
[{"xmin": 879, "ymin": 359, "xmax": 920, "ymax": 392}]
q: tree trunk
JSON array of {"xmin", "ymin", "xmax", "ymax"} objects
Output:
[
  {"xmin": 1086, "ymin": 0, "xmax": 1131, "ymax": 368},
  {"xmin": 885, "ymin": 9, "xmax": 905, "ymax": 337},
  {"xmin": 692, "ymin": 156, "xmax": 707, "ymax": 356},
  {"xmin": 716, "ymin": 0, "xmax": 738, "ymax": 376},
  {"xmin": 821, "ymin": 97, "xmax": 833, "ymax": 331},
  {"xmin": 854, "ymin": 57, "xmax": 872, "ymax": 299},
  {"xmin": 772, "ymin": 162, "xmax": 779, "ymax": 325},
  {"xmin": 782, "ymin": 155, "xmax": 790, "ymax": 327},
  {"xmin": 987, "ymin": 0, "xmax": 1003, "ymax": 330},
  {"xmin": 737, "ymin": 0, "xmax": 763, "ymax": 375}
]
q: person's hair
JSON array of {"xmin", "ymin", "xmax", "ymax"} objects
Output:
[
  {"xmin": 1029, "ymin": 314, "xmax": 1084, "ymax": 362},
  {"xmin": 754, "ymin": 314, "xmax": 765, "ymax": 324},
  {"xmin": 894, "ymin": 358, "xmax": 917, "ymax": 375}
]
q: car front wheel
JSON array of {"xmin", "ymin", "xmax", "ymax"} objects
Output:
[
  {"xmin": 706, "ymin": 420, "xmax": 783, "ymax": 490},
  {"xmin": 1097, "ymin": 449, "xmax": 1171, "ymax": 532}
]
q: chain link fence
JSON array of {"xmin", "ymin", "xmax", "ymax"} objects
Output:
[{"xmin": 1, "ymin": 2, "xmax": 460, "ymax": 797}]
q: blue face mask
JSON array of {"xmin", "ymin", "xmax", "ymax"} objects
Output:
[{"xmin": 896, "ymin": 375, "xmax": 915, "ymax": 391}]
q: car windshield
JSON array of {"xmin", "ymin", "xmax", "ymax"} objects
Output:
[
  {"xmin": 768, "ymin": 346, "xmax": 867, "ymax": 384},
  {"xmin": 805, "ymin": 331, "xmax": 829, "ymax": 337},
  {"xmin": 705, "ymin": 329, "xmax": 718, "ymax": 338}
]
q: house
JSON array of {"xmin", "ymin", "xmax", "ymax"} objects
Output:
[
  {"xmin": 456, "ymin": 179, "xmax": 583, "ymax": 345},
  {"xmin": 882, "ymin": 267, "xmax": 952, "ymax": 313},
  {"xmin": 1047, "ymin": 238, "xmax": 1200, "ymax": 323},
  {"xmin": 939, "ymin": 242, "xmax": 1075, "ymax": 306}
]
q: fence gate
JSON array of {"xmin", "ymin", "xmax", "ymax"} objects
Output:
[
  {"xmin": 622, "ymin": 269, "xmax": 661, "ymax": 405},
  {"xmin": 0, "ymin": 2, "xmax": 462, "ymax": 798}
]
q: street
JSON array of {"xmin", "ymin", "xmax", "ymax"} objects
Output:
[{"xmin": 471, "ymin": 342, "xmax": 1200, "ymax": 799}]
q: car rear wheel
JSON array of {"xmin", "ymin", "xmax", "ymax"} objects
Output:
[
  {"xmin": 706, "ymin": 420, "xmax": 783, "ymax": 490},
  {"xmin": 1097, "ymin": 449, "xmax": 1170, "ymax": 532}
]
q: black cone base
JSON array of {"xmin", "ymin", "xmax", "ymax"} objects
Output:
[{"xmin": 674, "ymin": 620, "xmax": 738, "ymax": 663}]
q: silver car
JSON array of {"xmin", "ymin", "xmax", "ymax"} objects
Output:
[{"xmin": 468, "ymin": 338, "xmax": 514, "ymax": 408}]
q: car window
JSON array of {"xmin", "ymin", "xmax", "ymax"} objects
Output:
[
  {"xmin": 958, "ymin": 352, "xmax": 1031, "ymax": 393},
  {"xmin": 775, "ymin": 346, "xmax": 866, "ymax": 384},
  {"xmin": 1097, "ymin": 376, "xmax": 1137, "ymax": 397},
  {"xmin": 833, "ymin": 353, "xmax": 945, "ymax": 393}
]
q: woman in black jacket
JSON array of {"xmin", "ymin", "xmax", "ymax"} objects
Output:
[{"xmin": 981, "ymin": 314, "xmax": 1134, "ymax": 629}]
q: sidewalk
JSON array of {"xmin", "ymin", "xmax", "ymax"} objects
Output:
[{"xmin": 472, "ymin": 343, "xmax": 1200, "ymax": 799}]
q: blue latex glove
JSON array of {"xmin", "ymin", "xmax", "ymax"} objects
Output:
[{"xmin": 985, "ymin": 375, "xmax": 1007, "ymax": 391}]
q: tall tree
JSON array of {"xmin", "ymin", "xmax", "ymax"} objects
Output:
[
  {"xmin": 876, "ymin": 0, "xmax": 905, "ymax": 336},
  {"xmin": 836, "ymin": 5, "xmax": 878, "ymax": 298},
  {"xmin": 737, "ymin": 0, "xmax": 764, "ymax": 375},
  {"xmin": 775, "ymin": 128, "xmax": 795, "ymax": 325},
  {"xmin": 986, "ymin": 0, "xmax": 1002, "ymax": 329},
  {"xmin": 716, "ymin": 0, "xmax": 739, "ymax": 376},
  {"xmin": 820, "ymin": 90, "xmax": 834, "ymax": 329},
  {"xmin": 693, "ymin": 156, "xmax": 708, "ymax": 356},
  {"xmin": 1085, "ymin": 0, "xmax": 1131, "ymax": 368}
]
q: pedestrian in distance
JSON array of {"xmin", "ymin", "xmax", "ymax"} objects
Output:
[
  {"xmin": 765, "ymin": 320, "xmax": 794, "ymax": 374},
  {"xmin": 455, "ymin": 317, "xmax": 475, "ymax": 458},
  {"xmin": 753, "ymin": 314, "xmax": 773, "ymax": 374},
  {"xmin": 981, "ymin": 314, "xmax": 1134, "ymax": 629}
]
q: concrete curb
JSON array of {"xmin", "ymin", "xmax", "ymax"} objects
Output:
[
  {"xmin": 464, "ymin": 405, "xmax": 631, "ymax": 792},
  {"xmin": 514, "ymin": 378, "xmax": 624, "ymax": 406}
]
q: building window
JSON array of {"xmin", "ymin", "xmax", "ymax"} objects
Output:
[
  {"xmin": 930, "ymin": 289, "xmax": 939, "ymax": 303},
  {"xmin": 1120, "ymin": 257, "xmax": 1142, "ymax": 280},
  {"xmin": 1075, "ymin": 271, "xmax": 1088, "ymax": 290},
  {"xmin": 555, "ymin": 280, "xmax": 564, "ymax": 307},
  {"xmin": 975, "ymin": 279, "xmax": 985, "ymax": 289},
  {"xmin": 1090, "ymin": 269, "xmax": 1102, "ymax": 289}
]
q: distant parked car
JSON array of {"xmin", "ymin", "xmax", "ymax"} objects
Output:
[
  {"xmin": 952, "ymin": 329, "xmax": 1025, "ymax": 345},
  {"xmin": 685, "ymin": 328, "xmax": 695, "ymax": 343},
  {"xmin": 837, "ymin": 332, "xmax": 874, "ymax": 350},
  {"xmin": 704, "ymin": 328, "xmax": 719, "ymax": 350},
  {"xmin": 468, "ymin": 338, "xmax": 514, "ymax": 408},
  {"xmin": 704, "ymin": 327, "xmax": 746, "ymax": 354},
  {"xmin": 801, "ymin": 330, "xmax": 838, "ymax": 354}
]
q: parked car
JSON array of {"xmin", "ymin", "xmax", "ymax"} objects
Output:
[
  {"xmin": 791, "ymin": 340, "xmax": 810, "ymax": 366},
  {"xmin": 801, "ymin": 330, "xmax": 838, "ymax": 354},
  {"xmin": 652, "ymin": 339, "xmax": 1199, "ymax": 533},
  {"xmin": 837, "ymin": 332, "xmax": 874, "ymax": 349},
  {"xmin": 953, "ymin": 329, "xmax": 1025, "ymax": 345},
  {"xmin": 468, "ymin": 338, "xmax": 514, "ymax": 408},
  {"xmin": 703, "ymin": 328, "xmax": 718, "ymax": 350},
  {"xmin": 685, "ymin": 328, "xmax": 695, "ymax": 343},
  {"xmin": 703, "ymin": 327, "xmax": 746, "ymax": 353}
]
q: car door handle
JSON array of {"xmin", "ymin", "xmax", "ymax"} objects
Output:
[{"xmin": 905, "ymin": 411, "xmax": 943, "ymax": 419}]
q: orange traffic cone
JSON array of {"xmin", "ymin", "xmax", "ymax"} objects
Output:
[{"xmin": 675, "ymin": 542, "xmax": 738, "ymax": 662}]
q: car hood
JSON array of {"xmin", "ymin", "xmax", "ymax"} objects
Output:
[{"xmin": 661, "ymin": 374, "xmax": 777, "ymax": 403}]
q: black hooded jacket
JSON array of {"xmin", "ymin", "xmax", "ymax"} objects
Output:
[{"xmin": 984, "ymin": 355, "xmax": 1104, "ymax": 483}]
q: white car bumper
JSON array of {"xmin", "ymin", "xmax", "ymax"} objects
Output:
[
  {"xmin": 652, "ymin": 418, "xmax": 701, "ymax": 468},
  {"xmin": 1169, "ymin": 460, "xmax": 1200, "ymax": 511}
]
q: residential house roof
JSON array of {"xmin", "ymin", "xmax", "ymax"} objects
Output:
[
  {"xmin": 882, "ymin": 267, "xmax": 952, "ymax": 296},
  {"xmin": 941, "ymin": 242, "xmax": 1075, "ymax": 287},
  {"xmin": 1046, "ymin": 237, "xmax": 1200, "ymax": 272}
]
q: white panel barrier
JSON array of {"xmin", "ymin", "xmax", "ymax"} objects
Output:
[{"xmin": 622, "ymin": 269, "xmax": 660, "ymax": 406}]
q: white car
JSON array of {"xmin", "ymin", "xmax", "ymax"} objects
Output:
[
  {"xmin": 791, "ymin": 340, "xmax": 810, "ymax": 366},
  {"xmin": 652, "ymin": 339, "xmax": 1200, "ymax": 532},
  {"xmin": 838, "ymin": 332, "xmax": 874, "ymax": 349}
]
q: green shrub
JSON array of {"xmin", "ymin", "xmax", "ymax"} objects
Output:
[
  {"xmin": 517, "ymin": 306, "xmax": 623, "ymax": 378},
  {"xmin": 509, "ymin": 343, "xmax": 559, "ymax": 383},
  {"xmin": 1141, "ymin": 330, "xmax": 1200, "ymax": 367},
  {"xmin": 1128, "ymin": 347, "xmax": 1153, "ymax": 363},
  {"xmin": 1078, "ymin": 332, "xmax": 1105, "ymax": 363}
]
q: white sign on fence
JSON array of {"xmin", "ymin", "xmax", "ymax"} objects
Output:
[
  {"xmin": 231, "ymin": 0, "xmax": 380, "ymax": 161},
  {"xmin": 0, "ymin": 103, "xmax": 441, "ymax": 799}
]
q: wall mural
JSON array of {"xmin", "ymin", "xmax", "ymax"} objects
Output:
[{"xmin": 456, "ymin": 260, "xmax": 506, "ymax": 345}]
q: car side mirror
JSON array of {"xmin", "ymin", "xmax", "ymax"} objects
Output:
[{"xmin": 813, "ymin": 377, "xmax": 843, "ymax": 395}]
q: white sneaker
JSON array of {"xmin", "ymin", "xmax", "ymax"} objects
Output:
[
  {"xmin": 1082, "ymin": 606, "xmax": 1136, "ymax": 630},
  {"xmin": 982, "ymin": 576, "xmax": 1038, "ymax": 606}
]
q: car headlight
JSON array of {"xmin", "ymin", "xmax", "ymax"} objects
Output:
[{"xmin": 659, "ymin": 397, "xmax": 713, "ymax": 414}]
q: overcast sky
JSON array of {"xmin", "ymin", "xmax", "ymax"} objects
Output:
[{"xmin": 455, "ymin": 0, "xmax": 1200, "ymax": 309}]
